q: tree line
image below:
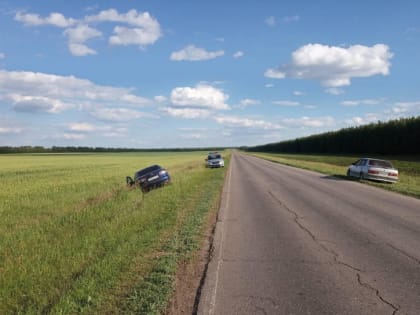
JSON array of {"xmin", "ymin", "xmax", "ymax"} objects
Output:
[
  {"xmin": 0, "ymin": 146, "xmax": 228, "ymax": 154},
  {"xmin": 246, "ymin": 116, "xmax": 420, "ymax": 155}
]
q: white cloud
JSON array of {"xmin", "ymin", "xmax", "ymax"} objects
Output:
[
  {"xmin": 68, "ymin": 43, "xmax": 97, "ymax": 56},
  {"xmin": 0, "ymin": 53, "xmax": 5, "ymax": 59},
  {"xmin": 64, "ymin": 24, "xmax": 101, "ymax": 56},
  {"xmin": 154, "ymin": 95, "xmax": 167, "ymax": 103},
  {"xmin": 238, "ymin": 98, "xmax": 261, "ymax": 108},
  {"xmin": 109, "ymin": 25, "xmax": 160, "ymax": 46},
  {"xmin": 181, "ymin": 133, "xmax": 203, "ymax": 140},
  {"xmin": 66, "ymin": 123, "xmax": 128, "ymax": 137},
  {"xmin": 63, "ymin": 133, "xmax": 86, "ymax": 140},
  {"xmin": 170, "ymin": 84, "xmax": 230, "ymax": 110},
  {"xmin": 325, "ymin": 87, "xmax": 344, "ymax": 95},
  {"xmin": 266, "ymin": 43, "xmax": 393, "ymax": 87},
  {"xmin": 341, "ymin": 99, "xmax": 381, "ymax": 106},
  {"xmin": 15, "ymin": 9, "xmax": 162, "ymax": 56},
  {"xmin": 15, "ymin": 12, "xmax": 76, "ymax": 27},
  {"xmin": 68, "ymin": 122, "xmax": 96, "ymax": 132},
  {"xmin": 265, "ymin": 16, "xmax": 276, "ymax": 27},
  {"xmin": 170, "ymin": 45, "xmax": 224, "ymax": 61},
  {"xmin": 161, "ymin": 107, "xmax": 211, "ymax": 119},
  {"xmin": 92, "ymin": 108, "xmax": 155, "ymax": 122},
  {"xmin": 64, "ymin": 24, "xmax": 101, "ymax": 43},
  {"xmin": 177, "ymin": 127, "xmax": 208, "ymax": 132},
  {"xmin": 233, "ymin": 51, "xmax": 244, "ymax": 58},
  {"xmin": 0, "ymin": 126, "xmax": 22, "ymax": 134},
  {"xmin": 344, "ymin": 114, "xmax": 378, "ymax": 126},
  {"xmin": 0, "ymin": 70, "xmax": 150, "ymax": 114},
  {"xmin": 293, "ymin": 90, "xmax": 304, "ymax": 96},
  {"xmin": 85, "ymin": 9, "xmax": 162, "ymax": 47},
  {"xmin": 264, "ymin": 68, "xmax": 286, "ymax": 79},
  {"xmin": 273, "ymin": 100, "xmax": 300, "ymax": 107},
  {"xmin": 282, "ymin": 116, "xmax": 335, "ymax": 128},
  {"xmin": 389, "ymin": 101, "xmax": 420, "ymax": 114},
  {"xmin": 215, "ymin": 116, "xmax": 283, "ymax": 130},
  {"xmin": 7, "ymin": 94, "xmax": 72, "ymax": 113}
]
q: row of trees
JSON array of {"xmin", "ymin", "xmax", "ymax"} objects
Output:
[
  {"xmin": 246, "ymin": 116, "xmax": 420, "ymax": 155},
  {"xmin": 0, "ymin": 146, "xmax": 228, "ymax": 154}
]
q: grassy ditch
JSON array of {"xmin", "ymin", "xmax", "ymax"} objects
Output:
[
  {"xmin": 247, "ymin": 152, "xmax": 420, "ymax": 199},
  {"xmin": 0, "ymin": 151, "xmax": 228, "ymax": 314}
]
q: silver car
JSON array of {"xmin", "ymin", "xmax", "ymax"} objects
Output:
[
  {"xmin": 347, "ymin": 158, "xmax": 398, "ymax": 183},
  {"xmin": 205, "ymin": 152, "xmax": 225, "ymax": 168}
]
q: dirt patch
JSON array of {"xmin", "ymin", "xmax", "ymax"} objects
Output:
[{"xmin": 165, "ymin": 208, "xmax": 217, "ymax": 315}]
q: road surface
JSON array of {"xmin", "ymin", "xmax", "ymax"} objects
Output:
[{"xmin": 198, "ymin": 152, "xmax": 420, "ymax": 315}]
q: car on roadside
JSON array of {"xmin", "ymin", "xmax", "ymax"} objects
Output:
[
  {"xmin": 347, "ymin": 158, "xmax": 398, "ymax": 183},
  {"xmin": 126, "ymin": 164, "xmax": 171, "ymax": 192},
  {"xmin": 205, "ymin": 152, "xmax": 225, "ymax": 168}
]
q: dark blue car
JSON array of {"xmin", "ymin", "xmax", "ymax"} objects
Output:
[{"xmin": 126, "ymin": 164, "xmax": 170, "ymax": 192}]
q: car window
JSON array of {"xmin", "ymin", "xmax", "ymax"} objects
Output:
[
  {"xmin": 354, "ymin": 159, "xmax": 366, "ymax": 166},
  {"xmin": 208, "ymin": 154, "xmax": 221, "ymax": 160}
]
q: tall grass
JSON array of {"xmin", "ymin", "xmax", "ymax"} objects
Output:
[{"xmin": 0, "ymin": 152, "xmax": 228, "ymax": 314}]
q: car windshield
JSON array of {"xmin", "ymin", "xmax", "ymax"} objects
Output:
[
  {"xmin": 208, "ymin": 154, "xmax": 221, "ymax": 160},
  {"xmin": 368, "ymin": 159, "xmax": 393, "ymax": 169}
]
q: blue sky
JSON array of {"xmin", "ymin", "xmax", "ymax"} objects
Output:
[{"xmin": 1, "ymin": 0, "xmax": 420, "ymax": 148}]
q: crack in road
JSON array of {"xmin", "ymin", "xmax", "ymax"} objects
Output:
[
  {"xmin": 267, "ymin": 190, "xmax": 401, "ymax": 315},
  {"xmin": 357, "ymin": 274, "xmax": 400, "ymax": 315},
  {"xmin": 386, "ymin": 242, "xmax": 420, "ymax": 265}
]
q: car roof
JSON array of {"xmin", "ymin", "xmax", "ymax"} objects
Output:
[
  {"xmin": 362, "ymin": 158, "xmax": 391, "ymax": 162},
  {"xmin": 135, "ymin": 164, "xmax": 161, "ymax": 175}
]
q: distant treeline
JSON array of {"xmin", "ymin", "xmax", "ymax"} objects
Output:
[
  {"xmin": 0, "ymin": 146, "xmax": 229, "ymax": 154},
  {"xmin": 246, "ymin": 116, "xmax": 420, "ymax": 155}
]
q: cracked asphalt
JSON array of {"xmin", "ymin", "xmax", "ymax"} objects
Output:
[{"xmin": 198, "ymin": 152, "xmax": 420, "ymax": 315}]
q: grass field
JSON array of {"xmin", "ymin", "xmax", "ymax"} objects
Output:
[
  {"xmin": 0, "ymin": 151, "xmax": 228, "ymax": 314},
  {"xmin": 247, "ymin": 152, "xmax": 420, "ymax": 199}
]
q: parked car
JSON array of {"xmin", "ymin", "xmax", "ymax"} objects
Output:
[
  {"xmin": 347, "ymin": 158, "xmax": 398, "ymax": 183},
  {"xmin": 126, "ymin": 164, "xmax": 171, "ymax": 192},
  {"xmin": 205, "ymin": 152, "xmax": 225, "ymax": 168}
]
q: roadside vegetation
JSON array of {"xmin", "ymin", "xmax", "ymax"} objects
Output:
[
  {"xmin": 247, "ymin": 152, "xmax": 420, "ymax": 199},
  {"xmin": 0, "ymin": 151, "xmax": 228, "ymax": 314},
  {"xmin": 246, "ymin": 116, "xmax": 420, "ymax": 155}
]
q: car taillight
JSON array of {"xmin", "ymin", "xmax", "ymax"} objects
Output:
[
  {"xmin": 388, "ymin": 173, "xmax": 398, "ymax": 176},
  {"xmin": 368, "ymin": 169, "xmax": 379, "ymax": 174}
]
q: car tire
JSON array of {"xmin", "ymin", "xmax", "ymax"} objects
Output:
[
  {"xmin": 346, "ymin": 169, "xmax": 351, "ymax": 177},
  {"xmin": 359, "ymin": 172, "xmax": 364, "ymax": 180}
]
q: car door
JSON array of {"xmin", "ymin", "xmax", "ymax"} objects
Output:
[
  {"xmin": 359, "ymin": 159, "xmax": 369, "ymax": 176},
  {"xmin": 350, "ymin": 159, "xmax": 361, "ymax": 176}
]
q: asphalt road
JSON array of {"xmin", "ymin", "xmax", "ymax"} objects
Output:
[{"xmin": 198, "ymin": 152, "xmax": 420, "ymax": 315}]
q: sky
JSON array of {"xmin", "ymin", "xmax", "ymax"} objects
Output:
[{"xmin": 1, "ymin": 0, "xmax": 420, "ymax": 148}]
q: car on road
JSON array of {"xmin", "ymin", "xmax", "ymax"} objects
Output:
[
  {"xmin": 205, "ymin": 152, "xmax": 225, "ymax": 168},
  {"xmin": 347, "ymin": 158, "xmax": 398, "ymax": 183},
  {"xmin": 126, "ymin": 164, "xmax": 171, "ymax": 192}
]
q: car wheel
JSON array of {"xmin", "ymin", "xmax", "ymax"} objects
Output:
[
  {"xmin": 359, "ymin": 172, "xmax": 364, "ymax": 180},
  {"xmin": 346, "ymin": 169, "xmax": 351, "ymax": 177}
]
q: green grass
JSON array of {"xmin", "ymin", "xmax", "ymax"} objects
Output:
[
  {"xmin": 0, "ymin": 151, "xmax": 228, "ymax": 314},
  {"xmin": 247, "ymin": 152, "xmax": 420, "ymax": 198}
]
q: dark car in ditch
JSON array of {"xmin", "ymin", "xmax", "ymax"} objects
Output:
[{"xmin": 126, "ymin": 164, "xmax": 171, "ymax": 192}]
